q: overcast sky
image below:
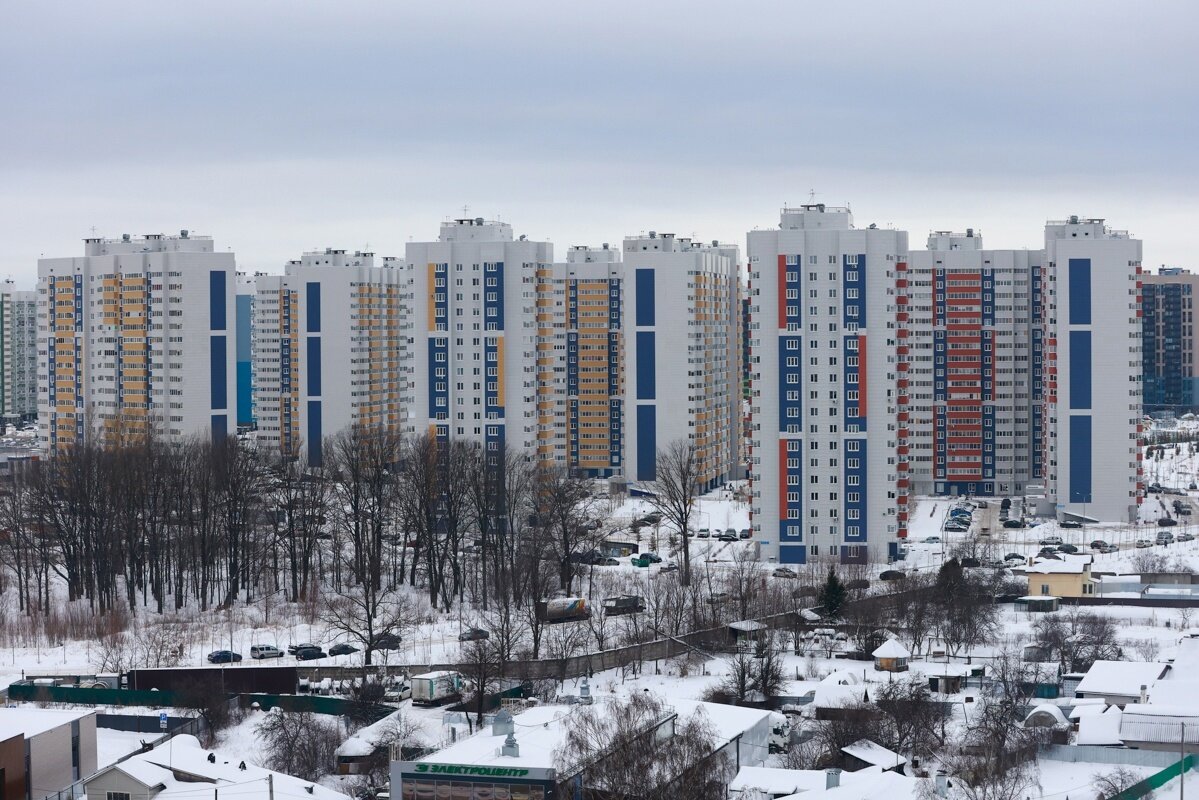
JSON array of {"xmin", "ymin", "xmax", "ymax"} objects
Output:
[{"xmin": 2, "ymin": 0, "xmax": 1195, "ymax": 283}]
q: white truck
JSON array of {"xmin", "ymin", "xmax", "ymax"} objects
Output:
[{"xmin": 410, "ymin": 671, "xmax": 463, "ymax": 706}]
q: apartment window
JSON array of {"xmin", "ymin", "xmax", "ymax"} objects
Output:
[{"xmin": 107, "ymin": 794, "xmax": 132, "ymax": 800}]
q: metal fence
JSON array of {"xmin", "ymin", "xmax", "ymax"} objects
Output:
[
  {"xmin": 1041, "ymin": 744, "xmax": 1186, "ymax": 769},
  {"xmin": 1111, "ymin": 753, "xmax": 1194, "ymax": 800}
]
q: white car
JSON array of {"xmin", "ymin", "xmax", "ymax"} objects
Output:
[
  {"xmin": 250, "ymin": 644, "xmax": 283, "ymax": 659},
  {"xmin": 923, "ymin": 536, "xmax": 941, "ymax": 544}
]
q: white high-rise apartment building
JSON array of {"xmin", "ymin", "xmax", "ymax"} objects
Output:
[
  {"xmin": 252, "ymin": 249, "xmax": 408, "ymax": 466},
  {"xmin": 37, "ymin": 232, "xmax": 237, "ymax": 448},
  {"xmin": 405, "ymin": 218, "xmax": 552, "ymax": 458},
  {"xmin": 747, "ymin": 205, "xmax": 907, "ymax": 565},
  {"xmin": 621, "ymin": 232, "xmax": 742, "ymax": 490},
  {"xmin": 1043, "ymin": 216, "xmax": 1143, "ymax": 522},
  {"xmin": 905, "ymin": 231, "xmax": 1043, "ymax": 496},
  {"xmin": 0, "ymin": 282, "xmax": 38, "ymax": 423}
]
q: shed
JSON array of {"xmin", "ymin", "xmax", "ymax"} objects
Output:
[
  {"xmin": 729, "ymin": 620, "xmax": 769, "ymax": 650},
  {"xmin": 1023, "ymin": 704, "xmax": 1069, "ymax": 728},
  {"xmin": 871, "ymin": 639, "xmax": 910, "ymax": 673},
  {"xmin": 1014, "ymin": 595, "xmax": 1059, "ymax": 613},
  {"xmin": 840, "ymin": 739, "xmax": 906, "ymax": 772}
]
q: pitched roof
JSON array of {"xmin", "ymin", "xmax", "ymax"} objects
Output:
[
  {"xmin": 871, "ymin": 638, "xmax": 911, "ymax": 659},
  {"xmin": 1075, "ymin": 661, "xmax": 1169, "ymax": 696}
]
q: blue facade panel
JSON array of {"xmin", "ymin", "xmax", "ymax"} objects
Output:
[
  {"xmin": 209, "ymin": 335, "xmax": 227, "ymax": 410},
  {"xmin": 1068, "ymin": 258, "xmax": 1092, "ymax": 325},
  {"xmin": 427, "ymin": 338, "xmax": 449, "ymax": 417},
  {"xmin": 235, "ymin": 294, "xmax": 254, "ymax": 426},
  {"xmin": 843, "ymin": 439, "xmax": 867, "ymax": 543},
  {"xmin": 484, "ymin": 262, "xmax": 505, "ymax": 330},
  {"xmin": 635, "ymin": 331, "xmax": 656, "ymax": 400},
  {"xmin": 635, "ymin": 269, "xmax": 655, "ymax": 327},
  {"xmin": 778, "ymin": 337, "xmax": 803, "ymax": 432},
  {"xmin": 307, "ymin": 401, "xmax": 323, "ymax": 467},
  {"xmin": 1068, "ymin": 330, "xmax": 1092, "ymax": 410},
  {"xmin": 779, "ymin": 545, "xmax": 808, "ymax": 565},
  {"xmin": 309, "ymin": 283, "xmax": 323, "ymax": 333},
  {"xmin": 636, "ymin": 405, "xmax": 657, "ymax": 481},
  {"xmin": 211, "ymin": 414, "xmax": 227, "ymax": 443},
  {"xmin": 307, "ymin": 336, "xmax": 322, "ymax": 397},
  {"xmin": 209, "ymin": 271, "xmax": 227, "ymax": 330},
  {"xmin": 1069, "ymin": 415, "xmax": 1093, "ymax": 504}
]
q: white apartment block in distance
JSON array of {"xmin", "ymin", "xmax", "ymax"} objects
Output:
[
  {"xmin": 621, "ymin": 232, "xmax": 742, "ymax": 490},
  {"xmin": 252, "ymin": 249, "xmax": 407, "ymax": 467},
  {"xmin": 0, "ymin": 282, "xmax": 38, "ymax": 423},
  {"xmin": 905, "ymin": 231, "xmax": 1043, "ymax": 497},
  {"xmin": 747, "ymin": 205, "xmax": 906, "ymax": 565},
  {"xmin": 405, "ymin": 218, "xmax": 552, "ymax": 460},
  {"xmin": 37, "ymin": 231, "xmax": 237, "ymax": 448},
  {"xmin": 1043, "ymin": 216, "xmax": 1143, "ymax": 523}
]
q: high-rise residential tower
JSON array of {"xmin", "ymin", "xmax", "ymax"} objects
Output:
[
  {"xmin": 405, "ymin": 218, "xmax": 552, "ymax": 458},
  {"xmin": 905, "ymin": 231, "xmax": 1043, "ymax": 496},
  {"xmin": 37, "ymin": 231, "xmax": 237, "ymax": 448},
  {"xmin": 1142, "ymin": 268, "xmax": 1199, "ymax": 414},
  {"xmin": 747, "ymin": 205, "xmax": 907, "ymax": 565},
  {"xmin": 0, "ymin": 282, "xmax": 38, "ymax": 424},
  {"xmin": 1043, "ymin": 217, "xmax": 1143, "ymax": 523},
  {"xmin": 252, "ymin": 249, "xmax": 407, "ymax": 466}
]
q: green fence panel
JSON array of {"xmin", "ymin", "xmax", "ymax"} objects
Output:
[
  {"xmin": 1111, "ymin": 753, "xmax": 1195, "ymax": 800},
  {"xmin": 7, "ymin": 683, "xmax": 182, "ymax": 707}
]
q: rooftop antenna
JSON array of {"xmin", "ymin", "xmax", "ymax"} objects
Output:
[
  {"xmin": 461, "ymin": 205, "xmax": 470, "ymax": 218},
  {"xmin": 808, "ymin": 189, "xmax": 820, "ymax": 203},
  {"xmin": 89, "ymin": 226, "xmax": 98, "ymax": 236}
]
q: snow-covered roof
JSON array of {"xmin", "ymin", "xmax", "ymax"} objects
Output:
[
  {"xmin": 1077, "ymin": 705, "xmax": 1123, "ymax": 746},
  {"xmin": 1174, "ymin": 637, "xmax": 1199, "ymax": 671},
  {"xmin": 777, "ymin": 768, "xmax": 923, "ymax": 800},
  {"xmin": 871, "ymin": 639, "xmax": 911, "ymax": 659},
  {"xmin": 729, "ymin": 620, "xmax": 768, "ymax": 633},
  {"xmin": 336, "ymin": 708, "xmax": 405, "ymax": 758},
  {"xmin": 841, "ymin": 739, "xmax": 905, "ymax": 768},
  {"xmin": 1075, "ymin": 661, "xmax": 1169, "ymax": 696},
  {"xmin": 0, "ymin": 707, "xmax": 94, "ymax": 740},
  {"xmin": 91, "ymin": 734, "xmax": 349, "ymax": 800},
  {"xmin": 412, "ymin": 670, "xmax": 459, "ymax": 679},
  {"xmin": 1024, "ymin": 704, "xmax": 1068, "ymax": 726},
  {"xmin": 1069, "ymin": 699, "xmax": 1107, "ymax": 720},
  {"xmin": 1148, "ymin": 677, "xmax": 1199, "ymax": 706},
  {"xmin": 733, "ymin": 766, "xmax": 879, "ymax": 796},
  {"xmin": 1018, "ymin": 559, "xmax": 1090, "ymax": 575},
  {"xmin": 814, "ymin": 683, "xmax": 871, "ymax": 709}
]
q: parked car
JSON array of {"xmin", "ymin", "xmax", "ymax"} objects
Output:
[
  {"xmin": 1181, "ymin": 507, "xmax": 1194, "ymax": 516},
  {"xmin": 1004, "ymin": 552, "xmax": 1024, "ymax": 561},
  {"xmin": 207, "ymin": 650, "xmax": 242, "ymax": 664},
  {"xmin": 295, "ymin": 647, "xmax": 326, "ymax": 661},
  {"xmin": 1060, "ymin": 520, "xmax": 1082, "ymax": 529},
  {"xmin": 960, "ymin": 557, "xmax": 981, "ymax": 568},
  {"xmin": 1101, "ymin": 544, "xmax": 1120, "ymax": 554},
  {"xmin": 1000, "ymin": 498, "xmax": 1013, "ymax": 510},
  {"xmin": 975, "ymin": 500, "xmax": 989, "ymax": 508},
  {"xmin": 1039, "ymin": 536, "xmax": 1063, "ymax": 545},
  {"xmin": 772, "ymin": 567, "xmax": 798, "ymax": 579},
  {"xmin": 458, "ymin": 628, "xmax": 490, "ymax": 642},
  {"xmin": 597, "ymin": 557, "xmax": 621, "ymax": 566},
  {"xmin": 879, "ymin": 569, "xmax": 906, "ymax": 580},
  {"xmin": 640, "ymin": 552, "xmax": 663, "ymax": 563},
  {"xmin": 288, "ymin": 643, "xmax": 319, "ymax": 655},
  {"xmin": 658, "ymin": 562, "xmax": 679, "ymax": 573},
  {"xmin": 717, "ymin": 532, "xmax": 737, "ymax": 542},
  {"xmin": 1056, "ymin": 544, "xmax": 1079, "ymax": 554},
  {"xmin": 1157, "ymin": 533, "xmax": 1175, "ymax": 544},
  {"xmin": 1179, "ymin": 533, "xmax": 1196, "ymax": 543},
  {"xmin": 739, "ymin": 529, "xmax": 752, "ymax": 539},
  {"xmin": 328, "ymin": 643, "xmax": 359, "ymax": 656},
  {"xmin": 1089, "ymin": 540, "xmax": 1109, "ymax": 550},
  {"xmin": 1003, "ymin": 519, "xmax": 1026, "ymax": 529},
  {"xmin": 1159, "ymin": 518, "xmax": 1179, "ymax": 527},
  {"xmin": 373, "ymin": 633, "xmax": 402, "ymax": 651},
  {"xmin": 696, "ymin": 529, "xmax": 710, "ymax": 539},
  {"xmin": 922, "ymin": 536, "xmax": 941, "ymax": 544},
  {"xmin": 250, "ymin": 644, "xmax": 282, "ymax": 660},
  {"xmin": 383, "ymin": 683, "xmax": 411, "ymax": 703},
  {"xmin": 1136, "ymin": 539, "xmax": 1154, "ymax": 548}
]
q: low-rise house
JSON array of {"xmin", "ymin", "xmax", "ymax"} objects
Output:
[
  {"xmin": 776, "ymin": 767, "xmax": 929, "ymax": 800},
  {"xmin": 840, "ymin": 739, "xmax": 905, "ymax": 772},
  {"xmin": 83, "ymin": 734, "xmax": 349, "ymax": 800},
  {"xmin": 1074, "ymin": 660, "xmax": 1170, "ymax": 705},
  {"xmin": 1118, "ymin": 705, "xmax": 1199, "ymax": 752},
  {"xmin": 0, "ymin": 707, "xmax": 97, "ymax": 800},
  {"xmin": 1014, "ymin": 554, "xmax": 1097, "ymax": 598},
  {"xmin": 871, "ymin": 639, "xmax": 910, "ymax": 673}
]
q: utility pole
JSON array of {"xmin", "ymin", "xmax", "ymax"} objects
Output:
[
  {"xmin": 1181, "ymin": 721, "xmax": 1186, "ymax": 800},
  {"xmin": 268, "ymin": 774, "xmax": 275, "ymax": 800}
]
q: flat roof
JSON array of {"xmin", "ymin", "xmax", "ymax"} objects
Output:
[{"xmin": 0, "ymin": 707, "xmax": 94, "ymax": 739}]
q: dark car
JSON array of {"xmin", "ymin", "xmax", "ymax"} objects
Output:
[
  {"xmin": 1060, "ymin": 520, "xmax": 1082, "ymax": 529},
  {"xmin": 458, "ymin": 628, "xmax": 490, "ymax": 642},
  {"xmin": 739, "ymin": 529, "xmax": 752, "ymax": 539},
  {"xmin": 207, "ymin": 650, "xmax": 242, "ymax": 664},
  {"xmin": 879, "ymin": 569, "xmax": 906, "ymax": 581},
  {"xmin": 328, "ymin": 643, "xmax": 359, "ymax": 656},
  {"xmin": 1005, "ymin": 552, "xmax": 1024, "ymax": 561},
  {"xmin": 295, "ymin": 647, "xmax": 326, "ymax": 661},
  {"xmin": 1003, "ymin": 519, "xmax": 1025, "ymax": 529},
  {"xmin": 569, "ymin": 549, "xmax": 603, "ymax": 565},
  {"xmin": 772, "ymin": 567, "xmax": 798, "ymax": 579},
  {"xmin": 1056, "ymin": 544, "xmax": 1079, "ymax": 554},
  {"xmin": 1180, "ymin": 533, "xmax": 1196, "ymax": 543},
  {"xmin": 640, "ymin": 552, "xmax": 663, "ymax": 563},
  {"xmin": 373, "ymin": 633, "xmax": 402, "ymax": 651},
  {"xmin": 658, "ymin": 562, "xmax": 679, "ymax": 573},
  {"xmin": 960, "ymin": 557, "xmax": 981, "ymax": 568},
  {"xmin": 717, "ymin": 532, "xmax": 738, "ymax": 542},
  {"xmin": 288, "ymin": 642, "xmax": 319, "ymax": 655},
  {"xmin": 1089, "ymin": 540, "xmax": 1109, "ymax": 550},
  {"xmin": 1159, "ymin": 518, "xmax": 1179, "ymax": 527}
]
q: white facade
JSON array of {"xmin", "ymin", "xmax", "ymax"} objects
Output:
[
  {"xmin": 405, "ymin": 218, "xmax": 552, "ymax": 457},
  {"xmin": 905, "ymin": 232, "xmax": 1043, "ymax": 496},
  {"xmin": 747, "ymin": 205, "xmax": 906, "ymax": 565},
  {"xmin": 1043, "ymin": 217, "xmax": 1143, "ymax": 522},
  {"xmin": 37, "ymin": 232, "xmax": 237, "ymax": 448},
  {"xmin": 622, "ymin": 232, "xmax": 741, "ymax": 490},
  {"xmin": 252, "ymin": 249, "xmax": 408, "ymax": 466}
]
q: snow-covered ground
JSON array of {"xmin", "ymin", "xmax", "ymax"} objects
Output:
[{"xmin": 96, "ymin": 727, "xmax": 154, "ymax": 768}]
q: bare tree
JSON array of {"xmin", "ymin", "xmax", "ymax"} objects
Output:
[
  {"xmin": 645, "ymin": 440, "xmax": 702, "ymax": 586},
  {"xmin": 1091, "ymin": 766, "xmax": 1150, "ymax": 800},
  {"xmin": 320, "ymin": 582, "xmax": 419, "ymax": 666},
  {"xmin": 256, "ymin": 709, "xmax": 342, "ymax": 782}
]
